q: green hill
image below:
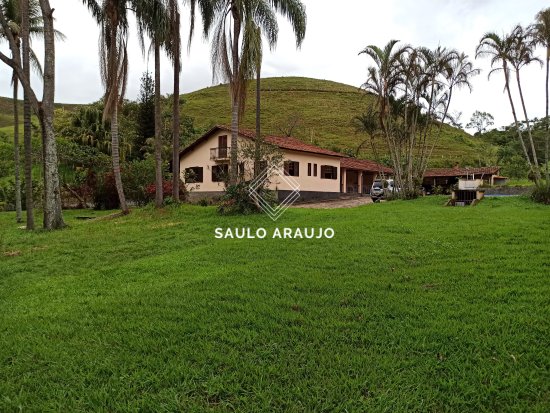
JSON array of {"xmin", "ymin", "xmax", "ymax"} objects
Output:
[
  {"xmin": 182, "ymin": 77, "xmax": 485, "ymax": 166},
  {"xmin": 0, "ymin": 77, "xmax": 486, "ymax": 166}
]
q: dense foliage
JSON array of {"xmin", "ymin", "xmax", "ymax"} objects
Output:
[
  {"xmin": 0, "ymin": 74, "xmax": 203, "ymax": 210},
  {"xmin": 480, "ymin": 117, "xmax": 548, "ymax": 179}
]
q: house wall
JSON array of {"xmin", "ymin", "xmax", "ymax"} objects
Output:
[
  {"xmin": 180, "ymin": 130, "xmax": 247, "ymax": 193},
  {"xmin": 180, "ymin": 131, "xmax": 341, "ymax": 196},
  {"xmin": 267, "ymin": 151, "xmax": 340, "ymax": 193}
]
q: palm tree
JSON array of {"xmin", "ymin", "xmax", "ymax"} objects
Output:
[
  {"xmin": 82, "ymin": 0, "xmax": 131, "ymax": 213},
  {"xmin": 359, "ymin": 40, "xmax": 407, "ymax": 191},
  {"xmin": 508, "ymin": 24, "xmax": 542, "ymax": 183},
  {"xmin": 1, "ymin": 0, "xmax": 65, "ymax": 229},
  {"xmin": 534, "ymin": 8, "xmax": 550, "ymax": 185},
  {"xmin": 207, "ymin": 0, "xmax": 306, "ymax": 185},
  {"xmin": 169, "ymin": 0, "xmax": 180, "ymax": 200},
  {"xmin": 1, "ymin": 0, "xmax": 63, "ymax": 226},
  {"xmin": 242, "ymin": 20, "xmax": 261, "ymax": 176},
  {"xmin": 476, "ymin": 31, "xmax": 535, "ymax": 177},
  {"xmin": 421, "ymin": 52, "xmax": 479, "ymax": 174},
  {"xmin": 21, "ymin": 0, "xmax": 33, "ymax": 228},
  {"xmin": 136, "ymin": 0, "xmax": 169, "ymax": 208}
]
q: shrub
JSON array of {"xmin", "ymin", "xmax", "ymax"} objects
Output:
[
  {"xmin": 197, "ymin": 198, "xmax": 209, "ymax": 207},
  {"xmin": 93, "ymin": 171, "xmax": 120, "ymax": 210},
  {"xmin": 218, "ymin": 182, "xmax": 277, "ymax": 215},
  {"xmin": 0, "ymin": 176, "xmax": 44, "ymax": 211},
  {"xmin": 531, "ymin": 185, "xmax": 550, "ymax": 205},
  {"xmin": 145, "ymin": 179, "xmax": 187, "ymax": 204},
  {"xmin": 122, "ymin": 158, "xmax": 157, "ymax": 206}
]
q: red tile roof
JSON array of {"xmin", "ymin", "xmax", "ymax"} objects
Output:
[
  {"xmin": 423, "ymin": 166, "xmax": 500, "ymax": 178},
  {"xmin": 180, "ymin": 125, "xmax": 345, "ymax": 158},
  {"xmin": 340, "ymin": 157, "xmax": 393, "ymax": 174}
]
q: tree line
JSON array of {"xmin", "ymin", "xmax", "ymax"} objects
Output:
[
  {"xmin": 358, "ymin": 8, "xmax": 550, "ymax": 198},
  {"xmin": 0, "ymin": 0, "xmax": 307, "ymax": 230}
]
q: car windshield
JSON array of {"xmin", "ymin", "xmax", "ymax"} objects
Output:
[{"xmin": 372, "ymin": 182, "xmax": 383, "ymax": 189}]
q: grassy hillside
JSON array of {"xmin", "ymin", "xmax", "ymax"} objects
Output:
[
  {"xmin": 0, "ymin": 197, "xmax": 548, "ymax": 411},
  {"xmin": 182, "ymin": 77, "xmax": 486, "ymax": 166},
  {"xmin": 0, "ymin": 96, "xmax": 78, "ymax": 129},
  {"xmin": 0, "ymin": 77, "xmax": 487, "ymax": 165}
]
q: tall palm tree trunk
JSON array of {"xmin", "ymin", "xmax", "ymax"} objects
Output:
[
  {"xmin": 39, "ymin": 0, "xmax": 64, "ymax": 229},
  {"xmin": 171, "ymin": 10, "xmax": 180, "ymax": 201},
  {"xmin": 111, "ymin": 103, "xmax": 129, "ymax": 213},
  {"xmin": 254, "ymin": 65, "xmax": 261, "ymax": 177},
  {"xmin": 12, "ymin": 74, "xmax": 22, "ymax": 223},
  {"xmin": 229, "ymin": 9, "xmax": 241, "ymax": 186},
  {"xmin": 503, "ymin": 68, "xmax": 533, "ymax": 172},
  {"xmin": 154, "ymin": 39, "xmax": 163, "ymax": 207},
  {"xmin": 515, "ymin": 71, "xmax": 541, "ymax": 183},
  {"xmin": 21, "ymin": 0, "xmax": 33, "ymax": 230},
  {"xmin": 545, "ymin": 53, "xmax": 550, "ymax": 185}
]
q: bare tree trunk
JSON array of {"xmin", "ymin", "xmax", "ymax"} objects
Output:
[
  {"xmin": 39, "ymin": 0, "xmax": 64, "ymax": 230},
  {"xmin": 254, "ymin": 65, "xmax": 261, "ymax": 177},
  {"xmin": 111, "ymin": 103, "xmax": 129, "ymax": 213},
  {"xmin": 515, "ymin": 71, "xmax": 541, "ymax": 183},
  {"xmin": 229, "ymin": 8, "xmax": 241, "ymax": 186},
  {"xmin": 154, "ymin": 39, "xmax": 163, "ymax": 207},
  {"xmin": 13, "ymin": 74, "xmax": 22, "ymax": 223},
  {"xmin": 172, "ymin": 10, "xmax": 181, "ymax": 201},
  {"xmin": 21, "ymin": 0, "xmax": 34, "ymax": 230},
  {"xmin": 503, "ymin": 68, "xmax": 533, "ymax": 173},
  {"xmin": 545, "ymin": 53, "xmax": 549, "ymax": 185},
  {"xmin": 230, "ymin": 94, "xmax": 239, "ymax": 185}
]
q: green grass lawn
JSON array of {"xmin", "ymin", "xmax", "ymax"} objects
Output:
[{"xmin": 0, "ymin": 197, "xmax": 549, "ymax": 412}]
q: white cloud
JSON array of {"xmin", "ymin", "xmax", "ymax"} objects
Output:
[{"xmin": 0, "ymin": 0, "xmax": 548, "ymax": 129}]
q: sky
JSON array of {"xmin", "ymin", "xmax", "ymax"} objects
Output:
[{"xmin": 1, "ymin": 0, "xmax": 548, "ymax": 131}]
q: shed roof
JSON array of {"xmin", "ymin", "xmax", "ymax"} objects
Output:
[{"xmin": 424, "ymin": 166, "xmax": 500, "ymax": 178}]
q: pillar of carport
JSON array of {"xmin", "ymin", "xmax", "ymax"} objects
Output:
[
  {"xmin": 358, "ymin": 171, "xmax": 363, "ymax": 194},
  {"xmin": 342, "ymin": 168, "xmax": 347, "ymax": 193}
]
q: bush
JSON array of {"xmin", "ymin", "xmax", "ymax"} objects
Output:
[
  {"xmin": 0, "ymin": 176, "xmax": 44, "ymax": 211},
  {"xmin": 218, "ymin": 182, "xmax": 277, "ymax": 215},
  {"xmin": 93, "ymin": 171, "xmax": 120, "ymax": 210},
  {"xmin": 122, "ymin": 158, "xmax": 157, "ymax": 206},
  {"xmin": 145, "ymin": 179, "xmax": 187, "ymax": 204},
  {"xmin": 531, "ymin": 185, "xmax": 550, "ymax": 205}
]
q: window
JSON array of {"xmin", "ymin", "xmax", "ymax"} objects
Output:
[
  {"xmin": 313, "ymin": 164, "xmax": 318, "ymax": 177},
  {"xmin": 238, "ymin": 162, "xmax": 245, "ymax": 177},
  {"xmin": 212, "ymin": 164, "xmax": 228, "ymax": 182},
  {"xmin": 218, "ymin": 135, "xmax": 228, "ymax": 148},
  {"xmin": 284, "ymin": 161, "xmax": 300, "ymax": 177},
  {"xmin": 321, "ymin": 165, "xmax": 338, "ymax": 180},
  {"xmin": 307, "ymin": 163, "xmax": 312, "ymax": 176},
  {"xmin": 185, "ymin": 167, "xmax": 203, "ymax": 183}
]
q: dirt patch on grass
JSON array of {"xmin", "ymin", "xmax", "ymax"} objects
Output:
[{"xmin": 292, "ymin": 196, "xmax": 373, "ymax": 209}]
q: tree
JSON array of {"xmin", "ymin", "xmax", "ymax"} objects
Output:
[
  {"xmin": 1, "ymin": 0, "xmax": 63, "ymax": 225},
  {"xmin": 81, "ymin": 0, "xmax": 133, "ymax": 214},
  {"xmin": 137, "ymin": 71, "xmax": 155, "ymax": 157},
  {"xmin": 359, "ymin": 41, "xmax": 476, "ymax": 197},
  {"xmin": 466, "ymin": 110, "xmax": 494, "ymax": 134},
  {"xmin": 508, "ymin": 25, "xmax": 542, "ymax": 182},
  {"xmin": 168, "ymin": 0, "xmax": 180, "ymax": 200},
  {"xmin": 136, "ymin": 0, "xmax": 170, "ymax": 208},
  {"xmin": 534, "ymin": 7, "xmax": 550, "ymax": 185},
  {"xmin": 0, "ymin": 0, "xmax": 65, "ymax": 229},
  {"xmin": 207, "ymin": 0, "xmax": 306, "ymax": 185},
  {"xmin": 476, "ymin": 31, "xmax": 536, "ymax": 181}
]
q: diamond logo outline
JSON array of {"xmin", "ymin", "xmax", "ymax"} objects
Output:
[{"xmin": 248, "ymin": 165, "xmax": 300, "ymax": 221}]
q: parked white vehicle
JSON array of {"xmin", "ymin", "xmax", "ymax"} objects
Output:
[{"xmin": 371, "ymin": 179, "xmax": 399, "ymax": 201}]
